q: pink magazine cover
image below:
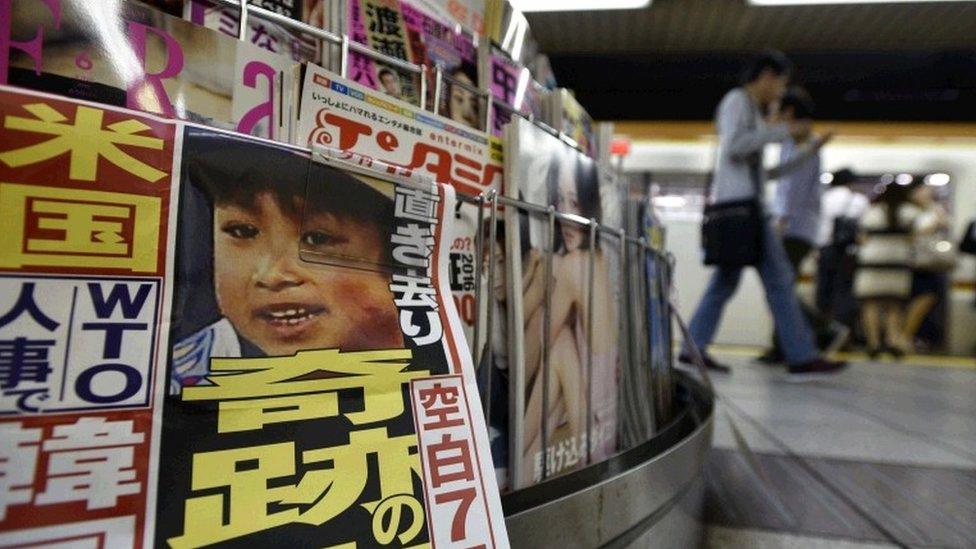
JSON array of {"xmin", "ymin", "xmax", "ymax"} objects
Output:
[{"xmin": 2, "ymin": 0, "xmax": 300, "ymax": 142}]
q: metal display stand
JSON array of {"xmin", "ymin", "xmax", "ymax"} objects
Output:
[{"xmin": 177, "ymin": 3, "xmax": 713, "ymax": 546}]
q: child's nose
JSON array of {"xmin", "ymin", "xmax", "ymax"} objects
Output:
[{"xmin": 255, "ymin": 250, "xmax": 304, "ymax": 291}]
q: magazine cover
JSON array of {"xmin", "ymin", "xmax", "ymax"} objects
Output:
[
  {"xmin": 413, "ymin": 0, "xmax": 485, "ymax": 35},
  {"xmin": 158, "ymin": 125, "xmax": 508, "ymax": 547},
  {"xmin": 594, "ymin": 121, "xmax": 616, "ymax": 168},
  {"xmin": 643, "ymin": 195, "xmax": 673, "ymax": 426},
  {"xmin": 481, "ymin": 46, "xmax": 546, "ymax": 139},
  {"xmin": 483, "ymin": 0, "xmax": 533, "ymax": 66},
  {"xmin": 0, "ymin": 87, "xmax": 179, "ymax": 548},
  {"xmin": 596, "ymin": 166, "xmax": 627, "ymax": 455},
  {"xmin": 528, "ymin": 53, "xmax": 557, "ymax": 90},
  {"xmin": 346, "ymin": 0, "xmax": 478, "ymax": 113},
  {"xmin": 616, "ymin": 180, "xmax": 656, "ymax": 448},
  {"xmin": 548, "ymin": 88, "xmax": 596, "ymax": 159},
  {"xmin": 504, "ymin": 116, "xmax": 618, "ymax": 489},
  {"xmin": 184, "ymin": 0, "xmax": 329, "ymax": 64},
  {"xmin": 2, "ymin": 0, "xmax": 301, "ymax": 142}
]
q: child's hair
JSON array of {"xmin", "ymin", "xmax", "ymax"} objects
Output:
[
  {"xmin": 780, "ymin": 87, "xmax": 815, "ymax": 120},
  {"xmin": 184, "ymin": 131, "xmax": 393, "ymax": 229},
  {"xmin": 741, "ymin": 49, "xmax": 793, "ymax": 84}
]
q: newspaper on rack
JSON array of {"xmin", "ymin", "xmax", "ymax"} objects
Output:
[
  {"xmin": 0, "ymin": 82, "xmax": 510, "ymax": 547},
  {"xmin": 297, "ymin": 62, "xmax": 510, "ymax": 485},
  {"xmin": 0, "ymin": 85, "xmax": 179, "ymax": 549},
  {"xmin": 159, "ymin": 125, "xmax": 509, "ymax": 547}
]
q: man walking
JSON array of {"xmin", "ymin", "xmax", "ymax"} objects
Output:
[
  {"xmin": 678, "ymin": 51, "xmax": 847, "ymax": 379},
  {"xmin": 759, "ymin": 88, "xmax": 850, "ymax": 364}
]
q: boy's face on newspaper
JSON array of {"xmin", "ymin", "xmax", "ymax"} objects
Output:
[{"xmin": 213, "ymin": 192, "xmax": 402, "ymax": 356}]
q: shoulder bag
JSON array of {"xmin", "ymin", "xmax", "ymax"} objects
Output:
[{"xmin": 701, "ymin": 131, "xmax": 765, "ymax": 266}]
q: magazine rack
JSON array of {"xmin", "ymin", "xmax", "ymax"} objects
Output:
[{"xmin": 199, "ymin": 3, "xmax": 711, "ymax": 544}]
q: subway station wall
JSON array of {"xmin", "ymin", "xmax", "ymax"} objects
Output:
[{"xmin": 624, "ymin": 137, "xmax": 976, "ymax": 356}]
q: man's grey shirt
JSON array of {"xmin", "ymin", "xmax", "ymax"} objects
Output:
[{"xmin": 711, "ymin": 87, "xmax": 790, "ymax": 204}]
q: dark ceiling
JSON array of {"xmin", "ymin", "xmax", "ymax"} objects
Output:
[{"xmin": 526, "ymin": 0, "xmax": 976, "ymax": 122}]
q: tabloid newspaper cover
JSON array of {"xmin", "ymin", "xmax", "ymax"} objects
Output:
[
  {"xmin": 0, "ymin": 86, "xmax": 179, "ymax": 548},
  {"xmin": 296, "ymin": 64, "xmax": 511, "ymax": 486},
  {"xmin": 184, "ymin": 0, "xmax": 329, "ymax": 64},
  {"xmin": 1, "ymin": 0, "xmax": 300, "ymax": 143},
  {"xmin": 346, "ymin": 0, "xmax": 478, "ymax": 113},
  {"xmin": 297, "ymin": 63, "xmax": 501, "ymax": 367},
  {"xmin": 504, "ymin": 116, "xmax": 619, "ymax": 489},
  {"xmin": 158, "ymin": 125, "xmax": 508, "ymax": 547}
]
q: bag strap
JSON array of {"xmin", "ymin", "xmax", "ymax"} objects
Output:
[
  {"xmin": 744, "ymin": 95, "xmax": 765, "ymax": 212},
  {"xmin": 707, "ymin": 88, "xmax": 764, "ymax": 208}
]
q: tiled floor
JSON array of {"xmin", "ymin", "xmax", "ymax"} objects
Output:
[{"xmin": 692, "ymin": 352, "xmax": 976, "ymax": 548}]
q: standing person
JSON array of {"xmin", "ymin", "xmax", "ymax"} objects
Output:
[
  {"xmin": 678, "ymin": 50, "xmax": 846, "ymax": 379},
  {"xmin": 816, "ymin": 169, "xmax": 869, "ymax": 332},
  {"xmin": 855, "ymin": 182, "xmax": 921, "ymax": 358},
  {"xmin": 758, "ymin": 88, "xmax": 848, "ymax": 364},
  {"xmin": 961, "ymin": 219, "xmax": 976, "ymax": 311},
  {"xmin": 903, "ymin": 183, "xmax": 953, "ymax": 350}
]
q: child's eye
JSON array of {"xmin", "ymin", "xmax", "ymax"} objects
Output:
[
  {"xmin": 222, "ymin": 223, "xmax": 259, "ymax": 239},
  {"xmin": 301, "ymin": 230, "xmax": 340, "ymax": 247}
]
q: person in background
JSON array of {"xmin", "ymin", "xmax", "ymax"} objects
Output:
[
  {"xmin": 816, "ymin": 168, "xmax": 869, "ymax": 333},
  {"xmin": 903, "ymin": 183, "xmax": 952, "ymax": 350},
  {"xmin": 960, "ymin": 219, "xmax": 976, "ymax": 312},
  {"xmin": 854, "ymin": 181, "xmax": 921, "ymax": 358},
  {"xmin": 759, "ymin": 87, "xmax": 847, "ymax": 364},
  {"xmin": 678, "ymin": 50, "xmax": 846, "ymax": 379}
]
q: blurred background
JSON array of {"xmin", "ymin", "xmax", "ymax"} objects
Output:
[{"xmin": 528, "ymin": 0, "xmax": 976, "ymax": 357}]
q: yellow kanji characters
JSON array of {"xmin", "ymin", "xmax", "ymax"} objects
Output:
[
  {"xmin": 0, "ymin": 102, "xmax": 167, "ymax": 183},
  {"xmin": 0, "ymin": 183, "xmax": 162, "ymax": 272},
  {"xmin": 181, "ymin": 349, "xmax": 426, "ymax": 432},
  {"xmin": 169, "ymin": 427, "xmax": 424, "ymax": 548}
]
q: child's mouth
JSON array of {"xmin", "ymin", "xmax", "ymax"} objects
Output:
[{"xmin": 255, "ymin": 304, "xmax": 327, "ymax": 335}]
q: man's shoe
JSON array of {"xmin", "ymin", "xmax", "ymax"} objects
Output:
[
  {"xmin": 679, "ymin": 352, "xmax": 732, "ymax": 374},
  {"xmin": 786, "ymin": 358, "xmax": 848, "ymax": 382},
  {"xmin": 819, "ymin": 322, "xmax": 851, "ymax": 355},
  {"xmin": 755, "ymin": 348, "xmax": 785, "ymax": 365}
]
